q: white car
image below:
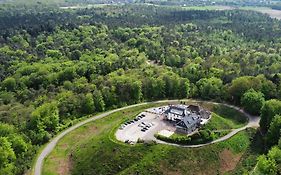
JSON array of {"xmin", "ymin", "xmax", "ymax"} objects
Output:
[
  {"xmin": 146, "ymin": 123, "xmax": 153, "ymax": 127},
  {"xmin": 138, "ymin": 123, "xmax": 146, "ymax": 128}
]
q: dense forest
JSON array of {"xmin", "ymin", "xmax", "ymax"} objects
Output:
[{"xmin": 1, "ymin": 3, "xmax": 281, "ymax": 175}]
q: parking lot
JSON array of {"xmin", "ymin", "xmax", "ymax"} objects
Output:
[{"xmin": 115, "ymin": 106, "xmax": 175, "ymax": 144}]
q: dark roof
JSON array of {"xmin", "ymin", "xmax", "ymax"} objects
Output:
[
  {"xmin": 170, "ymin": 105, "xmax": 187, "ymax": 111},
  {"xmin": 187, "ymin": 105, "xmax": 200, "ymax": 112},
  {"xmin": 176, "ymin": 114, "xmax": 199, "ymax": 129}
]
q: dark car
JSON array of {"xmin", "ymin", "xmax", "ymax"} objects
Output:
[{"xmin": 141, "ymin": 129, "xmax": 146, "ymax": 132}]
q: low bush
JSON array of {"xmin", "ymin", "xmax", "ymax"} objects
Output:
[
  {"xmin": 155, "ymin": 129, "xmax": 229, "ymax": 145},
  {"xmin": 155, "ymin": 134, "xmax": 191, "ymax": 144}
]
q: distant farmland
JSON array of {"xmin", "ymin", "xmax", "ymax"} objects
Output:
[
  {"xmin": 239, "ymin": 7, "xmax": 281, "ymax": 19},
  {"xmin": 182, "ymin": 5, "xmax": 281, "ymax": 20}
]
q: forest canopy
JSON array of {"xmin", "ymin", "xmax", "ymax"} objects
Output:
[{"xmin": 1, "ymin": 3, "xmax": 281, "ymax": 175}]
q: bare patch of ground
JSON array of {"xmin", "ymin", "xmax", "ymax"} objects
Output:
[
  {"xmin": 159, "ymin": 163, "xmax": 182, "ymax": 175},
  {"xmin": 57, "ymin": 155, "xmax": 73, "ymax": 175},
  {"xmin": 72, "ymin": 125, "xmax": 99, "ymax": 141},
  {"xmin": 219, "ymin": 149, "xmax": 242, "ymax": 173},
  {"xmin": 60, "ymin": 143, "xmax": 68, "ymax": 149},
  {"xmin": 165, "ymin": 171, "xmax": 182, "ymax": 175},
  {"xmin": 161, "ymin": 158, "xmax": 218, "ymax": 175}
]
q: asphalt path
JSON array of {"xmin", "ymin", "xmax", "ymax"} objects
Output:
[{"xmin": 34, "ymin": 99, "xmax": 260, "ymax": 175}]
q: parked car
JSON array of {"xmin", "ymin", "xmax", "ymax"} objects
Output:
[
  {"xmin": 138, "ymin": 123, "xmax": 145, "ymax": 127},
  {"xmin": 146, "ymin": 123, "xmax": 153, "ymax": 127}
]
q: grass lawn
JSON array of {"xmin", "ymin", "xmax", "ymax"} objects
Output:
[
  {"xmin": 71, "ymin": 130, "xmax": 258, "ymax": 175},
  {"xmin": 42, "ymin": 101, "xmax": 256, "ymax": 175},
  {"xmin": 195, "ymin": 101, "xmax": 248, "ymax": 130},
  {"xmin": 42, "ymin": 103, "xmax": 165, "ymax": 175},
  {"xmin": 203, "ymin": 113, "xmax": 243, "ymax": 130}
]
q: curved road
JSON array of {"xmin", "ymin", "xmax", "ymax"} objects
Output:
[{"xmin": 34, "ymin": 99, "xmax": 260, "ymax": 175}]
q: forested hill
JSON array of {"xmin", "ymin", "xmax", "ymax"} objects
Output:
[
  {"xmin": 1, "ymin": 4, "xmax": 281, "ymax": 175},
  {"xmin": 0, "ymin": 0, "xmax": 133, "ymax": 5},
  {"xmin": 0, "ymin": 5, "xmax": 281, "ymax": 41},
  {"xmin": 0, "ymin": 0, "xmax": 279, "ymax": 6}
]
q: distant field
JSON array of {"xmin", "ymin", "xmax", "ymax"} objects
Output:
[
  {"xmin": 182, "ymin": 5, "xmax": 281, "ymax": 20},
  {"xmin": 57, "ymin": 3, "xmax": 281, "ymax": 20},
  {"xmin": 239, "ymin": 7, "xmax": 281, "ymax": 19},
  {"xmin": 0, "ymin": 0, "xmax": 65, "ymax": 4},
  {"xmin": 42, "ymin": 101, "xmax": 258, "ymax": 175}
]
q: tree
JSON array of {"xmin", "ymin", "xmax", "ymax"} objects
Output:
[
  {"xmin": 93, "ymin": 90, "xmax": 105, "ymax": 112},
  {"xmin": 228, "ymin": 76, "xmax": 277, "ymax": 104},
  {"xmin": 29, "ymin": 102, "xmax": 59, "ymax": 144},
  {"xmin": 181, "ymin": 63, "xmax": 203, "ymax": 83},
  {"xmin": 266, "ymin": 115, "xmax": 281, "ymax": 147},
  {"xmin": 131, "ymin": 81, "xmax": 142, "ymax": 103},
  {"xmin": 0, "ymin": 137, "xmax": 15, "ymax": 175},
  {"xmin": 163, "ymin": 74, "xmax": 179, "ymax": 98},
  {"xmin": 178, "ymin": 78, "xmax": 190, "ymax": 98},
  {"xmin": 268, "ymin": 146, "xmax": 281, "ymax": 163},
  {"xmin": 228, "ymin": 76, "xmax": 259, "ymax": 104},
  {"xmin": 1, "ymin": 77, "xmax": 16, "ymax": 91},
  {"xmin": 70, "ymin": 50, "xmax": 81, "ymax": 60},
  {"xmin": 58, "ymin": 67, "xmax": 77, "ymax": 83},
  {"xmin": 46, "ymin": 49, "xmax": 62, "ymax": 58},
  {"xmin": 0, "ymin": 123, "xmax": 15, "ymax": 137},
  {"xmin": 0, "ymin": 91, "xmax": 14, "ymax": 104},
  {"xmin": 260, "ymin": 99, "xmax": 281, "ymax": 133},
  {"xmin": 241, "ymin": 89, "xmax": 265, "ymax": 115},
  {"xmin": 57, "ymin": 91, "xmax": 79, "ymax": 118},
  {"xmin": 256, "ymin": 75, "xmax": 277, "ymax": 99},
  {"xmin": 9, "ymin": 135, "xmax": 28, "ymax": 156},
  {"xmin": 199, "ymin": 129, "xmax": 213, "ymax": 141},
  {"xmin": 257, "ymin": 155, "xmax": 277, "ymax": 175},
  {"xmin": 196, "ymin": 77, "xmax": 223, "ymax": 100},
  {"xmin": 81, "ymin": 93, "xmax": 95, "ymax": 114},
  {"xmin": 142, "ymin": 77, "xmax": 165, "ymax": 100},
  {"xmin": 101, "ymin": 86, "xmax": 117, "ymax": 108}
]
